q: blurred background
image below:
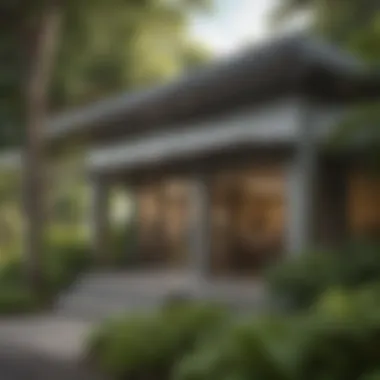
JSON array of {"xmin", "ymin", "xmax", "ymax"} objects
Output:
[
  {"xmin": 0, "ymin": 1, "xmax": 379, "ymax": 379},
  {"xmin": 0, "ymin": 0, "xmax": 379, "ymax": 308}
]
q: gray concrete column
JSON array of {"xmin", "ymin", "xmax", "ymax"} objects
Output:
[
  {"xmin": 188, "ymin": 174, "xmax": 212, "ymax": 278},
  {"xmin": 126, "ymin": 185, "xmax": 139, "ymax": 265},
  {"xmin": 90, "ymin": 177, "xmax": 111, "ymax": 264},
  {"xmin": 286, "ymin": 100, "xmax": 318, "ymax": 254}
]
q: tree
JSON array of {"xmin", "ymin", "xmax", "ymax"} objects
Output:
[
  {"xmin": 24, "ymin": 0, "xmax": 63, "ymax": 293},
  {"xmin": 1, "ymin": 0, "xmax": 212, "ymax": 147},
  {"xmin": 273, "ymin": 0, "xmax": 380, "ymax": 167},
  {"xmin": 1, "ymin": 0, "xmax": 212, "ymax": 294},
  {"xmin": 0, "ymin": 1, "xmax": 27, "ymax": 148},
  {"xmin": 272, "ymin": 0, "xmax": 379, "ymax": 45}
]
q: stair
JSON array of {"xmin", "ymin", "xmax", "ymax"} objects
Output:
[
  {"xmin": 54, "ymin": 270, "xmax": 197, "ymax": 321},
  {"xmin": 54, "ymin": 270, "xmax": 269, "ymax": 322}
]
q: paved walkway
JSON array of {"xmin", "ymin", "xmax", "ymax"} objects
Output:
[
  {"xmin": 0, "ymin": 345, "xmax": 105, "ymax": 380},
  {"xmin": 0, "ymin": 314, "xmax": 105, "ymax": 379}
]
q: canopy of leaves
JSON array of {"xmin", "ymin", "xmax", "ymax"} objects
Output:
[
  {"xmin": 0, "ymin": 0, "xmax": 211, "ymax": 148},
  {"xmin": 272, "ymin": 0, "xmax": 380, "ymax": 45},
  {"xmin": 273, "ymin": 0, "xmax": 380, "ymax": 166}
]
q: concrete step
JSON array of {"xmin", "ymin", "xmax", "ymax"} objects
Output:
[
  {"xmin": 69, "ymin": 281, "xmax": 188, "ymax": 299},
  {"xmin": 55, "ymin": 271, "xmax": 268, "ymax": 321},
  {"xmin": 55, "ymin": 271, "xmax": 186, "ymax": 321},
  {"xmin": 55, "ymin": 293, "xmax": 162, "ymax": 321},
  {"xmin": 71, "ymin": 271, "xmax": 193, "ymax": 295}
]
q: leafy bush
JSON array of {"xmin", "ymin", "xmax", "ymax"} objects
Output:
[
  {"xmin": 294, "ymin": 295, "xmax": 380, "ymax": 380},
  {"xmin": 0, "ymin": 287, "xmax": 38, "ymax": 314},
  {"xmin": 0, "ymin": 256, "xmax": 23, "ymax": 287},
  {"xmin": 313, "ymin": 281, "xmax": 380, "ymax": 318},
  {"xmin": 43, "ymin": 239, "xmax": 91, "ymax": 293},
  {"xmin": 175, "ymin": 284, "xmax": 380, "ymax": 380},
  {"xmin": 108, "ymin": 223, "xmax": 139, "ymax": 268},
  {"xmin": 266, "ymin": 242, "xmax": 380, "ymax": 310},
  {"xmin": 0, "ymin": 226, "xmax": 91, "ymax": 313},
  {"xmin": 173, "ymin": 315, "xmax": 298, "ymax": 380},
  {"xmin": 266, "ymin": 249, "xmax": 340, "ymax": 310},
  {"xmin": 86, "ymin": 303, "xmax": 230, "ymax": 380},
  {"xmin": 0, "ymin": 256, "xmax": 36, "ymax": 314},
  {"xmin": 87, "ymin": 283, "xmax": 380, "ymax": 380},
  {"xmin": 335, "ymin": 241, "xmax": 380, "ymax": 287}
]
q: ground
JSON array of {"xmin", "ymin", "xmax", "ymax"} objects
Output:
[
  {"xmin": 0, "ymin": 314, "xmax": 105, "ymax": 380},
  {"xmin": 0, "ymin": 345, "xmax": 104, "ymax": 380}
]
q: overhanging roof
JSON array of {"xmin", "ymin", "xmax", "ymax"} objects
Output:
[
  {"xmin": 87, "ymin": 98, "xmax": 345, "ymax": 176},
  {"xmin": 46, "ymin": 34, "xmax": 380, "ymax": 145},
  {"xmin": 87, "ymin": 100, "xmax": 300, "ymax": 175}
]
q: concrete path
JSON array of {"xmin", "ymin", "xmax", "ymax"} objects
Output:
[
  {"xmin": 0, "ymin": 314, "xmax": 105, "ymax": 379},
  {"xmin": 0, "ymin": 313, "xmax": 92, "ymax": 361},
  {"xmin": 0, "ymin": 344, "xmax": 105, "ymax": 380}
]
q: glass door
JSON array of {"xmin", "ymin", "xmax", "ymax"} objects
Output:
[{"xmin": 210, "ymin": 166, "xmax": 286, "ymax": 277}]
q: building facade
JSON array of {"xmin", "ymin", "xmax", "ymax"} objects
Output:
[{"xmin": 47, "ymin": 35, "xmax": 380, "ymax": 279}]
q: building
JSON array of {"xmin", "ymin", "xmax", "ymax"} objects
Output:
[{"xmin": 4, "ymin": 35, "xmax": 380, "ymax": 281}]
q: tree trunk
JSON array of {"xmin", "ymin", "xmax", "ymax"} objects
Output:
[{"xmin": 24, "ymin": 0, "xmax": 62, "ymax": 294}]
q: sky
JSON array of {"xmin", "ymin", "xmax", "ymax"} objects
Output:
[{"xmin": 190, "ymin": 0, "xmax": 311, "ymax": 56}]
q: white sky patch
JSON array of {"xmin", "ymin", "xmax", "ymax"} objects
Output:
[
  {"xmin": 190, "ymin": 0, "xmax": 274, "ymax": 56},
  {"xmin": 190, "ymin": 0, "xmax": 312, "ymax": 57}
]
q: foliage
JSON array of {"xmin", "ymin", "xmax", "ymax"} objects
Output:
[
  {"xmin": 266, "ymin": 249, "xmax": 338, "ymax": 310},
  {"xmin": 272, "ymin": 0, "xmax": 379, "ymax": 45},
  {"xmin": 0, "ymin": 225, "xmax": 91, "ymax": 313},
  {"xmin": 0, "ymin": 256, "xmax": 24, "ymax": 288},
  {"xmin": 0, "ymin": 169, "xmax": 23, "ymax": 256},
  {"xmin": 295, "ymin": 285, "xmax": 380, "ymax": 380},
  {"xmin": 266, "ymin": 242, "xmax": 380, "ymax": 310},
  {"xmin": 89, "ymin": 285, "xmax": 380, "ymax": 380},
  {"xmin": 349, "ymin": 14, "xmax": 380, "ymax": 65},
  {"xmin": 174, "ymin": 284, "xmax": 380, "ymax": 380},
  {"xmin": 173, "ymin": 315, "xmax": 298, "ymax": 380},
  {"xmin": 108, "ymin": 222, "xmax": 139, "ymax": 268},
  {"xmin": 273, "ymin": 0, "xmax": 380, "ymax": 165},
  {"xmin": 43, "ymin": 228, "xmax": 91, "ymax": 293},
  {"xmin": 86, "ymin": 240, "xmax": 380, "ymax": 380},
  {"xmin": 312, "ymin": 282, "xmax": 380, "ymax": 317},
  {"xmin": 0, "ymin": 287, "xmax": 39, "ymax": 315},
  {"xmin": 332, "ymin": 15, "xmax": 380, "ymax": 166},
  {"xmin": 0, "ymin": 0, "xmax": 212, "ymax": 148},
  {"xmin": 331, "ymin": 99, "xmax": 380, "ymax": 169},
  {"xmin": 86, "ymin": 303, "xmax": 230, "ymax": 379}
]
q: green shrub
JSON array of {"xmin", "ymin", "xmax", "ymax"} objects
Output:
[
  {"xmin": 0, "ymin": 287, "xmax": 38, "ymax": 314},
  {"xmin": 0, "ymin": 227, "xmax": 91, "ymax": 313},
  {"xmin": 313, "ymin": 282, "xmax": 380, "ymax": 318},
  {"xmin": 0, "ymin": 256, "xmax": 23, "ymax": 287},
  {"xmin": 86, "ymin": 303, "xmax": 230, "ymax": 380},
  {"xmin": 266, "ymin": 249, "xmax": 340, "ymax": 310},
  {"xmin": 360, "ymin": 372, "xmax": 380, "ymax": 380},
  {"xmin": 293, "ymin": 297, "xmax": 380, "ymax": 380},
  {"xmin": 336, "ymin": 241, "xmax": 380, "ymax": 287},
  {"xmin": 109, "ymin": 223, "xmax": 139, "ymax": 268},
  {"xmin": 173, "ymin": 314, "xmax": 303, "ymax": 380},
  {"xmin": 175, "ymin": 285, "xmax": 380, "ymax": 380},
  {"xmin": 43, "ymin": 240, "xmax": 91, "ymax": 293},
  {"xmin": 0, "ymin": 255, "xmax": 39, "ymax": 314},
  {"xmin": 266, "ymin": 242, "xmax": 380, "ymax": 310},
  {"xmin": 87, "ymin": 284, "xmax": 380, "ymax": 380}
]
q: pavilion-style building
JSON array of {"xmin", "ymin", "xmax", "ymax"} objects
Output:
[{"xmin": 47, "ymin": 35, "xmax": 380, "ymax": 281}]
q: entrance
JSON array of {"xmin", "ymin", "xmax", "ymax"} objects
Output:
[
  {"xmin": 135, "ymin": 167, "xmax": 286, "ymax": 276},
  {"xmin": 210, "ymin": 166, "xmax": 286, "ymax": 276},
  {"xmin": 137, "ymin": 180, "xmax": 190, "ymax": 268}
]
